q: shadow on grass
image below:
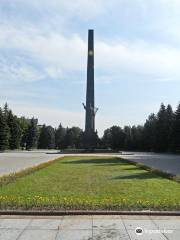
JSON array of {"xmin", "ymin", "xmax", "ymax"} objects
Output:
[
  {"xmin": 112, "ymin": 172, "xmax": 161, "ymax": 180},
  {"xmin": 63, "ymin": 158, "xmax": 130, "ymax": 166},
  {"xmin": 122, "ymin": 167, "xmax": 140, "ymax": 170},
  {"xmin": 63, "ymin": 157, "xmax": 172, "ymax": 181}
]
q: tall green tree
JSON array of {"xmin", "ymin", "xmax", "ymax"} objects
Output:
[
  {"xmin": 143, "ymin": 113, "xmax": 157, "ymax": 151},
  {"xmin": 55, "ymin": 124, "xmax": 66, "ymax": 149},
  {"xmin": 154, "ymin": 103, "xmax": 168, "ymax": 151},
  {"xmin": 0, "ymin": 108, "xmax": 9, "ymax": 151},
  {"xmin": 7, "ymin": 110, "xmax": 22, "ymax": 149},
  {"xmin": 64, "ymin": 127, "xmax": 83, "ymax": 148},
  {"xmin": 123, "ymin": 126, "xmax": 132, "ymax": 150},
  {"xmin": 171, "ymin": 103, "xmax": 180, "ymax": 152},
  {"xmin": 166, "ymin": 104, "xmax": 174, "ymax": 151},
  {"xmin": 38, "ymin": 125, "xmax": 55, "ymax": 149},
  {"xmin": 26, "ymin": 118, "xmax": 38, "ymax": 150},
  {"xmin": 102, "ymin": 126, "xmax": 125, "ymax": 150},
  {"xmin": 3, "ymin": 103, "xmax": 9, "ymax": 121},
  {"xmin": 102, "ymin": 128, "xmax": 112, "ymax": 148},
  {"xmin": 18, "ymin": 117, "xmax": 29, "ymax": 149},
  {"xmin": 131, "ymin": 125, "xmax": 144, "ymax": 150}
]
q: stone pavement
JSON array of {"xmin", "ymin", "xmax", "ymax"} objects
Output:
[
  {"xmin": 0, "ymin": 150, "xmax": 63, "ymax": 176},
  {"xmin": 0, "ymin": 215, "xmax": 179, "ymax": 240},
  {"xmin": 121, "ymin": 152, "xmax": 180, "ymax": 176}
]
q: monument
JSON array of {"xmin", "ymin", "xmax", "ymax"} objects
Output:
[{"xmin": 83, "ymin": 29, "xmax": 98, "ymax": 148}]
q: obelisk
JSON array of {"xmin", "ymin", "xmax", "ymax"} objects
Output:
[{"xmin": 83, "ymin": 29, "xmax": 98, "ymax": 148}]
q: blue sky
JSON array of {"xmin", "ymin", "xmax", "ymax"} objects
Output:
[{"xmin": 1, "ymin": 0, "xmax": 180, "ymax": 135}]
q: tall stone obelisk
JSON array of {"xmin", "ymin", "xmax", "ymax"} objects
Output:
[{"xmin": 83, "ymin": 29, "xmax": 98, "ymax": 148}]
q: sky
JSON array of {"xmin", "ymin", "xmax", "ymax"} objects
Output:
[{"xmin": 1, "ymin": 0, "xmax": 180, "ymax": 136}]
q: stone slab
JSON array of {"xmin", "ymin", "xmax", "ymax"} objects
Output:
[
  {"xmin": 28, "ymin": 219, "xmax": 62, "ymax": 230},
  {"xmin": 93, "ymin": 216, "xmax": 125, "ymax": 230},
  {"xmin": 18, "ymin": 229, "xmax": 58, "ymax": 240},
  {"xmin": 60, "ymin": 216, "xmax": 92, "ymax": 230},
  {"xmin": 56, "ymin": 230, "xmax": 92, "ymax": 240}
]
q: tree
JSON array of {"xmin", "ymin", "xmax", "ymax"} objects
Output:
[
  {"xmin": 166, "ymin": 104, "xmax": 174, "ymax": 151},
  {"xmin": 55, "ymin": 124, "xmax": 66, "ymax": 149},
  {"xmin": 0, "ymin": 108, "xmax": 9, "ymax": 151},
  {"xmin": 18, "ymin": 117, "xmax": 29, "ymax": 149},
  {"xmin": 102, "ymin": 128, "xmax": 112, "ymax": 148},
  {"xmin": 64, "ymin": 127, "xmax": 83, "ymax": 148},
  {"xmin": 26, "ymin": 118, "xmax": 38, "ymax": 150},
  {"xmin": 154, "ymin": 103, "xmax": 173, "ymax": 152},
  {"xmin": 143, "ymin": 113, "xmax": 157, "ymax": 151},
  {"xmin": 102, "ymin": 126, "xmax": 125, "ymax": 150},
  {"xmin": 3, "ymin": 103, "xmax": 9, "ymax": 120},
  {"xmin": 123, "ymin": 126, "xmax": 132, "ymax": 150},
  {"xmin": 38, "ymin": 125, "xmax": 47, "ymax": 149},
  {"xmin": 130, "ymin": 125, "xmax": 144, "ymax": 150},
  {"xmin": 171, "ymin": 103, "xmax": 180, "ymax": 152},
  {"xmin": 46, "ymin": 126, "xmax": 55, "ymax": 149},
  {"xmin": 7, "ymin": 110, "xmax": 22, "ymax": 149},
  {"xmin": 38, "ymin": 125, "xmax": 55, "ymax": 149}
]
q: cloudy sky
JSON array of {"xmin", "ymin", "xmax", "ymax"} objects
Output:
[{"xmin": 1, "ymin": 0, "xmax": 180, "ymax": 135}]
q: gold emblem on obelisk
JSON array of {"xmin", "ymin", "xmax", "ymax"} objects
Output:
[{"xmin": 89, "ymin": 50, "xmax": 93, "ymax": 56}]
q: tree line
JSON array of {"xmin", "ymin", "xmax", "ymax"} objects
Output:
[
  {"xmin": 1, "ymin": 102, "xmax": 180, "ymax": 152},
  {"xmin": 103, "ymin": 103, "xmax": 180, "ymax": 152},
  {"xmin": 0, "ymin": 103, "xmax": 84, "ymax": 151}
]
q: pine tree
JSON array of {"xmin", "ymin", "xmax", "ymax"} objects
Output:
[
  {"xmin": 172, "ymin": 103, "xmax": 180, "ymax": 152},
  {"xmin": 18, "ymin": 117, "xmax": 29, "ymax": 149},
  {"xmin": 0, "ymin": 108, "xmax": 9, "ymax": 151},
  {"xmin": 7, "ymin": 110, "xmax": 22, "ymax": 149},
  {"xmin": 46, "ymin": 126, "xmax": 55, "ymax": 149},
  {"xmin": 38, "ymin": 125, "xmax": 47, "ymax": 149},
  {"xmin": 143, "ymin": 113, "xmax": 157, "ymax": 151},
  {"xmin": 155, "ymin": 103, "xmax": 168, "ymax": 152},
  {"xmin": 26, "ymin": 118, "xmax": 38, "ymax": 150},
  {"xmin": 123, "ymin": 126, "xmax": 132, "ymax": 150},
  {"xmin": 131, "ymin": 125, "xmax": 144, "ymax": 150},
  {"xmin": 38, "ymin": 125, "xmax": 55, "ymax": 149},
  {"xmin": 55, "ymin": 124, "xmax": 66, "ymax": 149},
  {"xmin": 166, "ymin": 104, "xmax": 174, "ymax": 151},
  {"xmin": 3, "ymin": 103, "xmax": 9, "ymax": 120}
]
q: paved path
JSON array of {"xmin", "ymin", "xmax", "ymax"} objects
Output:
[
  {"xmin": 0, "ymin": 151, "xmax": 180, "ymax": 177},
  {"xmin": 0, "ymin": 215, "xmax": 179, "ymax": 240},
  {"xmin": 121, "ymin": 152, "xmax": 180, "ymax": 176},
  {"xmin": 0, "ymin": 151, "xmax": 62, "ymax": 176}
]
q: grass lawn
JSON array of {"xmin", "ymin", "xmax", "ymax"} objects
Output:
[{"xmin": 0, "ymin": 156, "xmax": 180, "ymax": 210}]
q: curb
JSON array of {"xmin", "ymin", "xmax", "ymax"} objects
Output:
[{"xmin": 0, "ymin": 210, "xmax": 180, "ymax": 216}]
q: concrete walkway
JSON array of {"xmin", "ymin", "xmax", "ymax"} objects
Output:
[
  {"xmin": 121, "ymin": 152, "xmax": 180, "ymax": 176},
  {"xmin": 0, "ymin": 215, "xmax": 179, "ymax": 240},
  {"xmin": 0, "ymin": 150, "xmax": 62, "ymax": 176}
]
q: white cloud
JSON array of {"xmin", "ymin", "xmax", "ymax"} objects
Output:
[
  {"xmin": 0, "ymin": 25, "xmax": 86, "ymax": 74},
  {"xmin": 45, "ymin": 66, "xmax": 63, "ymax": 79},
  {"xmin": 96, "ymin": 40, "xmax": 180, "ymax": 80},
  {"xmin": 12, "ymin": 0, "xmax": 111, "ymax": 19},
  {"xmin": 1, "ymin": 0, "xmax": 180, "ymax": 84},
  {"xmin": 1, "ymin": 24, "xmax": 180, "ymax": 83},
  {"xmin": 0, "ymin": 61, "xmax": 45, "ymax": 82}
]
